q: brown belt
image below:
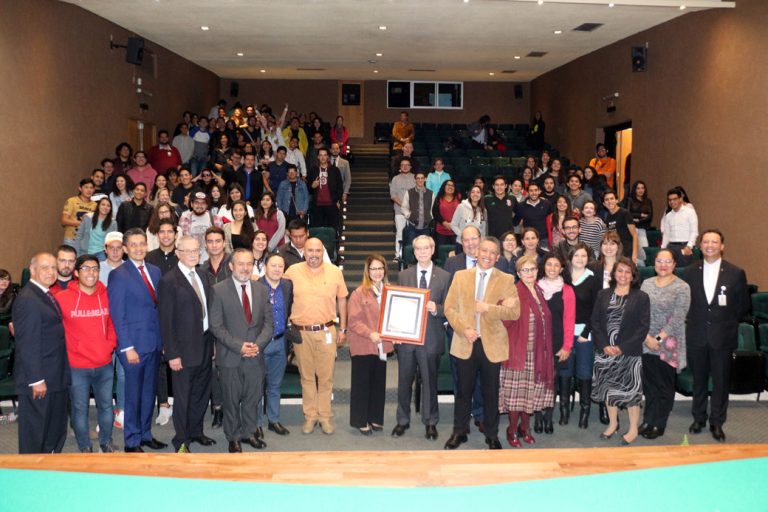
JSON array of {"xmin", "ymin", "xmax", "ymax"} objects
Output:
[{"xmin": 293, "ymin": 320, "xmax": 335, "ymax": 332}]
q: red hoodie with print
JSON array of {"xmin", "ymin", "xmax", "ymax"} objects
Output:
[{"xmin": 54, "ymin": 280, "xmax": 117, "ymax": 369}]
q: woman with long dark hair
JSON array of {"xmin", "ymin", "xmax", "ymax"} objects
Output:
[
  {"xmin": 626, "ymin": 180, "xmax": 654, "ymax": 251},
  {"xmin": 113, "ymin": 142, "xmax": 133, "ymax": 175},
  {"xmin": 212, "ymin": 134, "xmax": 233, "ymax": 172},
  {"xmin": 432, "ymin": 179, "xmax": 461, "ymax": 247},
  {"xmin": 250, "ymin": 230, "xmax": 269, "ymax": 280},
  {"xmin": 0, "ymin": 269, "xmax": 17, "ymax": 319},
  {"xmin": 547, "ymin": 195, "xmax": 573, "ymax": 249},
  {"xmin": 76, "ymin": 197, "xmax": 117, "ymax": 259},
  {"xmin": 451, "ymin": 185, "xmax": 487, "ymax": 240},
  {"xmin": 219, "ymin": 183, "xmax": 254, "ymax": 222},
  {"xmin": 520, "ymin": 227, "xmax": 546, "ymax": 267},
  {"xmin": 330, "ymin": 116, "xmax": 349, "ymax": 156},
  {"xmin": 528, "ymin": 111, "xmax": 545, "ymax": 150},
  {"xmin": 109, "ymin": 174, "xmax": 134, "ymax": 214},
  {"xmin": 224, "ymin": 200, "xmax": 256, "ymax": 252},
  {"xmin": 347, "ymin": 254, "xmax": 393, "ymax": 435},
  {"xmin": 254, "ymin": 192, "xmax": 286, "ymax": 251}
]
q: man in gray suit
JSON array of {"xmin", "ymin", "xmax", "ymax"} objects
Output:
[
  {"xmin": 209, "ymin": 248, "xmax": 274, "ymax": 453},
  {"xmin": 393, "ymin": 235, "xmax": 450, "ymax": 441},
  {"xmin": 330, "ymin": 142, "xmax": 351, "ymax": 204}
]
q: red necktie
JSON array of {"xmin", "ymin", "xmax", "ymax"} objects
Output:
[
  {"xmin": 241, "ymin": 284, "xmax": 252, "ymax": 324},
  {"xmin": 138, "ymin": 265, "xmax": 157, "ymax": 304}
]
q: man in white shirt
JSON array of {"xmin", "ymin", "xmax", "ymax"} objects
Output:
[
  {"xmin": 661, "ymin": 188, "xmax": 699, "ymax": 267},
  {"xmin": 172, "ymin": 123, "xmax": 195, "ymax": 165},
  {"xmin": 285, "ymin": 136, "xmax": 307, "ymax": 179}
]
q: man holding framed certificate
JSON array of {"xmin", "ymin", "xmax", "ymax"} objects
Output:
[
  {"xmin": 444, "ymin": 237, "xmax": 520, "ymax": 450},
  {"xmin": 392, "ymin": 235, "xmax": 451, "ymax": 441}
]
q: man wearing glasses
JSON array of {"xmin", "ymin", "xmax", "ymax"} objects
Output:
[{"xmin": 553, "ymin": 217, "xmax": 581, "ymax": 262}]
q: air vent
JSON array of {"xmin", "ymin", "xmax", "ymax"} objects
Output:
[
  {"xmin": 408, "ymin": 69, "xmax": 436, "ymax": 72},
  {"xmin": 501, "ymin": 70, "xmax": 517, "ymax": 74},
  {"xmin": 526, "ymin": 51, "xmax": 548, "ymax": 58},
  {"xmin": 296, "ymin": 68, "xmax": 325, "ymax": 71},
  {"xmin": 573, "ymin": 23, "xmax": 604, "ymax": 32}
]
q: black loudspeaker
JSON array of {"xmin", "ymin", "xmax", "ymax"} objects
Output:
[
  {"xmin": 631, "ymin": 46, "xmax": 647, "ymax": 72},
  {"xmin": 229, "ymin": 81, "xmax": 239, "ymax": 98},
  {"xmin": 126, "ymin": 37, "xmax": 144, "ymax": 65},
  {"xmin": 514, "ymin": 84, "xmax": 523, "ymax": 99}
]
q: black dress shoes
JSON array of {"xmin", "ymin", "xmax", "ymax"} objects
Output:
[
  {"xmin": 444, "ymin": 433, "xmax": 468, "ymax": 450},
  {"xmin": 689, "ymin": 420, "xmax": 707, "ymax": 434},
  {"xmin": 140, "ymin": 438, "xmax": 168, "ymax": 450},
  {"xmin": 192, "ymin": 435, "xmax": 217, "ymax": 446},
  {"xmin": 425, "ymin": 425, "xmax": 438, "ymax": 441},
  {"xmin": 474, "ymin": 420, "xmax": 486, "ymax": 434},
  {"xmin": 638, "ymin": 423, "xmax": 649, "ymax": 436},
  {"xmin": 533, "ymin": 412, "xmax": 544, "ymax": 434},
  {"xmin": 241, "ymin": 435, "xmax": 267, "ymax": 449},
  {"xmin": 268, "ymin": 422, "xmax": 290, "ymax": 436},
  {"xmin": 391, "ymin": 423, "xmax": 410, "ymax": 437},
  {"xmin": 711, "ymin": 425, "xmax": 726, "ymax": 442},
  {"xmin": 125, "ymin": 446, "xmax": 144, "ymax": 453},
  {"xmin": 485, "ymin": 437, "xmax": 502, "ymax": 450},
  {"xmin": 228, "ymin": 441, "xmax": 242, "ymax": 453},
  {"xmin": 255, "ymin": 427, "xmax": 264, "ymax": 439},
  {"xmin": 211, "ymin": 408, "xmax": 223, "ymax": 429},
  {"xmin": 642, "ymin": 427, "xmax": 665, "ymax": 440}
]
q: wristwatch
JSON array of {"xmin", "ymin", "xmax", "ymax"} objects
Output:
[
  {"xmin": 655, "ymin": 335, "xmax": 663, "ymax": 342},
  {"xmin": 340, "ymin": 328, "xmax": 348, "ymax": 334}
]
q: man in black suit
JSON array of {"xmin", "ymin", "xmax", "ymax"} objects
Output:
[
  {"xmin": 158, "ymin": 236, "xmax": 216, "ymax": 453},
  {"xmin": 684, "ymin": 229, "xmax": 749, "ymax": 442},
  {"xmin": 394, "ymin": 235, "xmax": 450, "ymax": 441},
  {"xmin": 13, "ymin": 253, "xmax": 70, "ymax": 453}
]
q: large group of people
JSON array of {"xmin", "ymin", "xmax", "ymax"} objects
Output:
[{"xmin": 2, "ymin": 106, "xmax": 751, "ymax": 455}]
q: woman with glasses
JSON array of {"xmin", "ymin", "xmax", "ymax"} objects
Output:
[
  {"xmin": 639, "ymin": 248, "xmax": 690, "ymax": 440},
  {"xmin": 347, "ymin": 254, "xmax": 393, "ymax": 435}
]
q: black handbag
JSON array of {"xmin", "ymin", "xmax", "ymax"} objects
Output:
[{"xmin": 286, "ymin": 323, "xmax": 302, "ymax": 345}]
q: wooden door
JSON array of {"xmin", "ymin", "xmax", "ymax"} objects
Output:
[
  {"xmin": 338, "ymin": 82, "xmax": 364, "ymax": 140},
  {"xmin": 128, "ymin": 119, "xmax": 156, "ymax": 152}
]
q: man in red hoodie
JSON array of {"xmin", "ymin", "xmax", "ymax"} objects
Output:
[{"xmin": 55, "ymin": 254, "xmax": 118, "ymax": 453}]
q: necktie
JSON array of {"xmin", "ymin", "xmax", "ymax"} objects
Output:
[
  {"xmin": 189, "ymin": 271, "xmax": 206, "ymax": 319},
  {"xmin": 470, "ymin": 259, "xmax": 477, "ymax": 268},
  {"xmin": 138, "ymin": 265, "xmax": 157, "ymax": 304},
  {"xmin": 241, "ymin": 284, "xmax": 252, "ymax": 324},
  {"xmin": 419, "ymin": 270, "xmax": 428, "ymax": 289},
  {"xmin": 475, "ymin": 271, "xmax": 487, "ymax": 332},
  {"xmin": 46, "ymin": 291, "xmax": 62, "ymax": 318}
]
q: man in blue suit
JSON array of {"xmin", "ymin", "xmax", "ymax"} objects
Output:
[{"xmin": 108, "ymin": 228, "xmax": 167, "ymax": 452}]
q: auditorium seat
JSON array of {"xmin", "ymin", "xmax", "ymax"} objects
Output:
[
  {"xmin": 638, "ymin": 266, "xmax": 656, "ymax": 282},
  {"xmin": 751, "ymin": 293, "xmax": 768, "ymax": 322},
  {"xmin": 646, "ymin": 229, "xmax": 662, "ymax": 247}
]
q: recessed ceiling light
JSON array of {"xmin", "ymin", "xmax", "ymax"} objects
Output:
[
  {"xmin": 260, "ymin": 69, "xmax": 266, "ymax": 73},
  {"xmin": 609, "ymin": 2, "xmax": 615, "ymax": 6},
  {"xmin": 200, "ymin": 26, "xmax": 209, "ymax": 31},
  {"xmin": 374, "ymin": 70, "xmax": 379, "ymax": 73},
  {"xmin": 236, "ymin": 52, "xmax": 244, "ymax": 57},
  {"xmin": 679, "ymin": 4, "xmax": 686, "ymax": 9},
  {"xmin": 376, "ymin": 52, "xmax": 383, "ymax": 57},
  {"xmin": 368, "ymin": 59, "xmax": 377, "ymax": 64},
  {"xmin": 537, "ymin": 0, "xmax": 543, "ymax": 5},
  {"xmin": 554, "ymin": 30, "xmax": 563, "ymax": 34},
  {"xmin": 514, "ymin": 55, "xmax": 521, "ymax": 60},
  {"xmin": 463, "ymin": 0, "xmax": 469, "ymax": 3},
  {"xmin": 489, "ymin": 72, "xmax": 495, "ymax": 76},
  {"xmin": 379, "ymin": 25, "xmax": 387, "ymax": 30}
]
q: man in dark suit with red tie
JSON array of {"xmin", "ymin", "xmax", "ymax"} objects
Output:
[
  {"xmin": 13, "ymin": 253, "xmax": 70, "ymax": 453},
  {"xmin": 158, "ymin": 236, "xmax": 216, "ymax": 453},
  {"xmin": 108, "ymin": 228, "xmax": 167, "ymax": 452}
]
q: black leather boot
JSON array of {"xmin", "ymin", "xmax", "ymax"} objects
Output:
[
  {"xmin": 533, "ymin": 411, "xmax": 543, "ymax": 434},
  {"xmin": 599, "ymin": 402, "xmax": 610, "ymax": 425},
  {"xmin": 543, "ymin": 407, "xmax": 554, "ymax": 434},
  {"xmin": 578, "ymin": 379, "xmax": 592, "ymax": 429},
  {"xmin": 558, "ymin": 376, "xmax": 572, "ymax": 425}
]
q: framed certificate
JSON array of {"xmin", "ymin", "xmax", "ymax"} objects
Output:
[{"xmin": 378, "ymin": 285, "xmax": 430, "ymax": 345}]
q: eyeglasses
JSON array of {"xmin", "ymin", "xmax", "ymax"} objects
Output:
[
  {"xmin": 78, "ymin": 265, "xmax": 100, "ymax": 273},
  {"xmin": 369, "ymin": 266, "xmax": 385, "ymax": 272},
  {"xmin": 519, "ymin": 267, "xmax": 537, "ymax": 274},
  {"xmin": 656, "ymin": 259, "xmax": 674, "ymax": 265}
]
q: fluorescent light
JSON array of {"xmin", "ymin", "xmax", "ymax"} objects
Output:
[
  {"xmin": 236, "ymin": 52, "xmax": 244, "ymax": 57},
  {"xmin": 609, "ymin": 2, "xmax": 615, "ymax": 6},
  {"xmin": 537, "ymin": 0, "xmax": 543, "ymax": 5},
  {"xmin": 379, "ymin": 25, "xmax": 387, "ymax": 30},
  {"xmin": 200, "ymin": 26, "xmax": 209, "ymax": 31},
  {"xmin": 376, "ymin": 52, "xmax": 383, "ymax": 57},
  {"xmin": 514, "ymin": 55, "xmax": 521, "ymax": 60},
  {"xmin": 554, "ymin": 30, "xmax": 563, "ymax": 34}
]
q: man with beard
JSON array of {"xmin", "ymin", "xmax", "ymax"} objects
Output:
[{"xmin": 178, "ymin": 192, "xmax": 223, "ymax": 263}]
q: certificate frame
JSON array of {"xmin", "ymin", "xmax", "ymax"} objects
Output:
[{"xmin": 377, "ymin": 285, "xmax": 430, "ymax": 345}]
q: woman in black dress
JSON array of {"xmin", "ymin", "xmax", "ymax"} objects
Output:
[{"xmin": 591, "ymin": 257, "xmax": 650, "ymax": 445}]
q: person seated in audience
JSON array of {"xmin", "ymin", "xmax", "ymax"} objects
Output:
[
  {"xmin": 603, "ymin": 190, "xmax": 639, "ymax": 263},
  {"xmin": 178, "ymin": 191, "xmax": 223, "ymax": 262},
  {"xmin": 116, "ymin": 182, "xmax": 153, "ymax": 233},
  {"xmin": 254, "ymin": 192, "xmax": 286, "ymax": 252},
  {"xmin": 516, "ymin": 183, "xmax": 550, "ymax": 249},
  {"xmin": 485, "ymin": 175, "xmax": 517, "ymax": 240},
  {"xmin": 624, "ymin": 181, "xmax": 653, "ymax": 256},
  {"xmin": 547, "ymin": 195, "xmax": 573, "ymax": 249},
  {"xmin": 76, "ymin": 196, "xmax": 117, "ymax": 260},
  {"xmin": 0, "ymin": 269, "xmax": 17, "ymax": 320},
  {"xmin": 496, "ymin": 231, "xmax": 521, "ymax": 277},
  {"xmin": 127, "ymin": 151, "xmax": 157, "ymax": 191},
  {"xmin": 432, "ymin": 179, "xmax": 460, "ymax": 248},
  {"xmin": 390, "ymin": 156, "xmax": 417, "ymax": 259},
  {"xmin": 145, "ymin": 203, "xmax": 179, "ymax": 252},
  {"xmin": 565, "ymin": 174, "xmax": 592, "ymax": 215},
  {"xmin": 425, "ymin": 158, "xmax": 451, "ymax": 195},
  {"xmin": 469, "ymin": 115, "xmax": 491, "ymax": 149},
  {"xmin": 148, "ymin": 130, "xmax": 182, "ymax": 174},
  {"xmin": 589, "ymin": 143, "xmax": 617, "ymax": 190},
  {"xmin": 61, "ymin": 178, "xmax": 96, "ymax": 246},
  {"xmin": 485, "ymin": 126, "xmax": 506, "ymax": 153},
  {"xmin": 56, "ymin": 254, "xmax": 118, "ymax": 453},
  {"xmin": 660, "ymin": 186, "xmax": 698, "ymax": 267},
  {"xmin": 113, "ymin": 142, "xmax": 133, "ymax": 176},
  {"xmin": 172, "ymin": 122, "xmax": 194, "ymax": 166},
  {"xmin": 276, "ymin": 164, "xmax": 309, "ymax": 223},
  {"xmin": 282, "ymin": 117, "xmax": 308, "ymax": 156},
  {"xmin": 451, "ymin": 185, "xmax": 487, "ymax": 243},
  {"xmin": 578, "ymin": 200, "xmax": 606, "ymax": 259},
  {"xmin": 285, "ymin": 136, "xmax": 307, "ymax": 179},
  {"xmin": 553, "ymin": 216, "xmax": 581, "ymax": 263},
  {"xmin": 401, "ymin": 171, "xmax": 434, "ymax": 248}
]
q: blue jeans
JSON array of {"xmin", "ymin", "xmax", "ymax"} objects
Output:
[
  {"xmin": 189, "ymin": 155, "xmax": 209, "ymax": 176},
  {"xmin": 113, "ymin": 352, "xmax": 125, "ymax": 411},
  {"xmin": 257, "ymin": 336, "xmax": 288, "ymax": 425},
  {"xmin": 567, "ymin": 337, "xmax": 595, "ymax": 380},
  {"xmin": 69, "ymin": 362, "xmax": 114, "ymax": 450}
]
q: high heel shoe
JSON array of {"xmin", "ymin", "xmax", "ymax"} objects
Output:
[
  {"xmin": 518, "ymin": 428, "xmax": 536, "ymax": 445},
  {"xmin": 600, "ymin": 427, "xmax": 618, "ymax": 440},
  {"xmin": 620, "ymin": 434, "xmax": 637, "ymax": 446},
  {"xmin": 506, "ymin": 426, "xmax": 522, "ymax": 448},
  {"xmin": 359, "ymin": 425, "xmax": 373, "ymax": 436}
]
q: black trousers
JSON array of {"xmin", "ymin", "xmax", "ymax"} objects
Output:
[
  {"xmin": 311, "ymin": 204, "xmax": 341, "ymax": 237},
  {"xmin": 641, "ymin": 354, "xmax": 676, "ymax": 429},
  {"xmin": 157, "ymin": 355, "xmax": 169, "ymax": 404},
  {"xmin": 18, "ymin": 390, "xmax": 68, "ymax": 454},
  {"xmin": 453, "ymin": 339, "xmax": 501, "ymax": 438},
  {"xmin": 667, "ymin": 242, "xmax": 693, "ymax": 267},
  {"xmin": 349, "ymin": 355, "xmax": 387, "ymax": 428},
  {"xmin": 171, "ymin": 347, "xmax": 213, "ymax": 450},
  {"xmin": 688, "ymin": 344, "xmax": 731, "ymax": 427}
]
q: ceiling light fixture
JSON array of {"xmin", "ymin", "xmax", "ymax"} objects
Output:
[
  {"xmin": 514, "ymin": 55, "xmax": 521, "ymax": 59},
  {"xmin": 489, "ymin": 72, "xmax": 495, "ymax": 76},
  {"xmin": 374, "ymin": 70, "xmax": 379, "ymax": 73},
  {"xmin": 200, "ymin": 26, "xmax": 209, "ymax": 31},
  {"xmin": 236, "ymin": 52, "xmax": 244, "ymax": 57},
  {"xmin": 260, "ymin": 69, "xmax": 266, "ymax": 73},
  {"xmin": 464, "ymin": 0, "xmax": 470, "ymax": 3},
  {"xmin": 537, "ymin": 0, "xmax": 543, "ymax": 5},
  {"xmin": 554, "ymin": 30, "xmax": 563, "ymax": 34},
  {"xmin": 379, "ymin": 25, "xmax": 387, "ymax": 30},
  {"xmin": 376, "ymin": 52, "xmax": 383, "ymax": 57},
  {"xmin": 609, "ymin": 2, "xmax": 615, "ymax": 6},
  {"xmin": 679, "ymin": 4, "xmax": 686, "ymax": 9}
]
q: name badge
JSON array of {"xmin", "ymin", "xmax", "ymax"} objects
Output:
[
  {"xmin": 718, "ymin": 286, "xmax": 727, "ymax": 306},
  {"xmin": 325, "ymin": 328, "xmax": 333, "ymax": 345}
]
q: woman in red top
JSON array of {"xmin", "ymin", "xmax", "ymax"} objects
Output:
[
  {"xmin": 254, "ymin": 192, "xmax": 286, "ymax": 251},
  {"xmin": 330, "ymin": 116, "xmax": 349, "ymax": 156},
  {"xmin": 431, "ymin": 179, "xmax": 461, "ymax": 247}
]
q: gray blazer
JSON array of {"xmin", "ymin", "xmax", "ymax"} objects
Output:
[
  {"xmin": 209, "ymin": 277, "xmax": 274, "ymax": 368},
  {"xmin": 397, "ymin": 264, "xmax": 450, "ymax": 354}
]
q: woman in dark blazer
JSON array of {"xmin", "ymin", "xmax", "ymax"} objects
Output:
[
  {"xmin": 347, "ymin": 254, "xmax": 394, "ymax": 435},
  {"xmin": 590, "ymin": 257, "xmax": 650, "ymax": 445}
]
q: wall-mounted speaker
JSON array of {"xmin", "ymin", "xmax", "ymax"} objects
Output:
[
  {"xmin": 229, "ymin": 81, "xmax": 239, "ymax": 98},
  {"xmin": 631, "ymin": 46, "xmax": 647, "ymax": 72},
  {"xmin": 514, "ymin": 84, "xmax": 523, "ymax": 99},
  {"xmin": 126, "ymin": 37, "xmax": 145, "ymax": 65}
]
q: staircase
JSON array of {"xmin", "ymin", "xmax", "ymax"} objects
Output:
[{"xmin": 341, "ymin": 152, "xmax": 399, "ymax": 291}]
